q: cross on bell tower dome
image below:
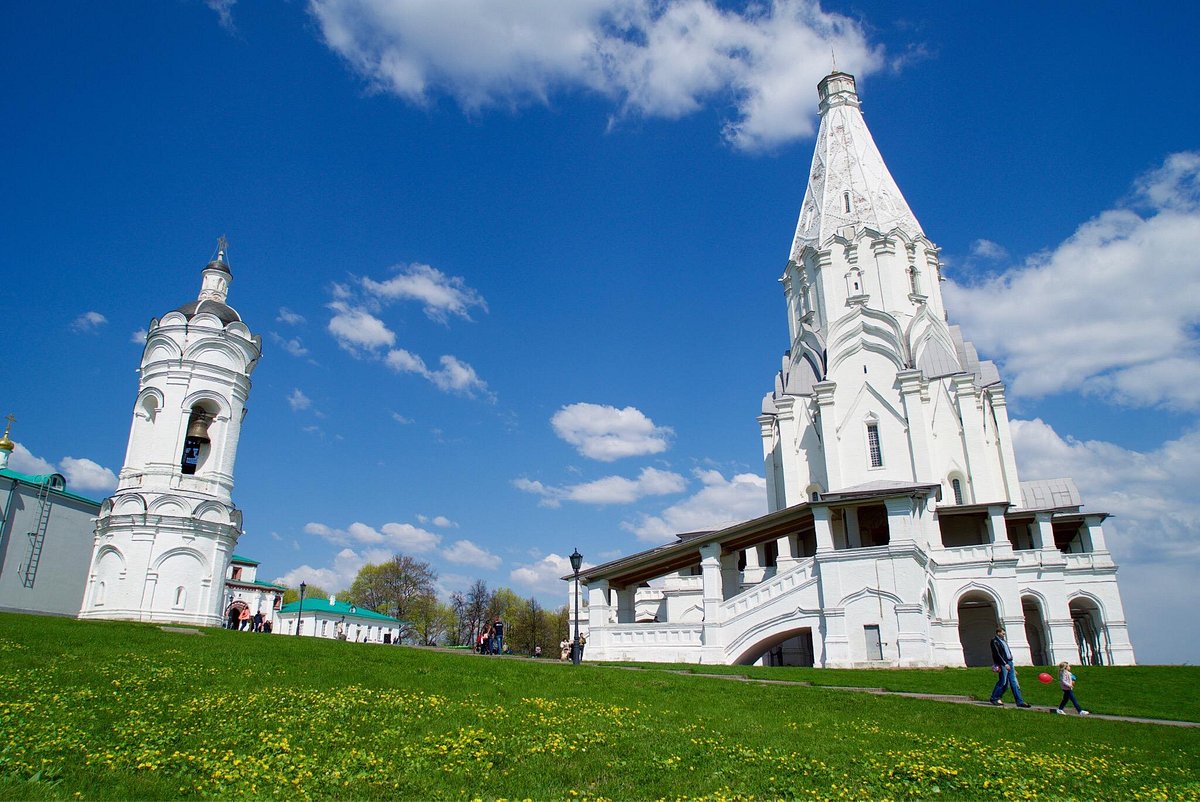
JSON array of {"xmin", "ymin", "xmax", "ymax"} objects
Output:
[{"xmin": 80, "ymin": 238, "xmax": 263, "ymax": 626}]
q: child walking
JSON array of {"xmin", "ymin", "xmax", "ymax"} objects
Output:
[{"xmin": 1056, "ymin": 661, "xmax": 1090, "ymax": 716}]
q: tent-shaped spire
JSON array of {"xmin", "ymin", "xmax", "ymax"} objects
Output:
[{"xmin": 789, "ymin": 72, "xmax": 922, "ymax": 258}]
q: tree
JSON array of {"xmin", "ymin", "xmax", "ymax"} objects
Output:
[
  {"xmin": 345, "ymin": 554, "xmax": 437, "ymax": 622},
  {"xmin": 282, "ymin": 584, "xmax": 329, "ymax": 605},
  {"xmin": 409, "ymin": 592, "xmax": 453, "ymax": 646},
  {"xmin": 464, "ymin": 579, "xmax": 491, "ymax": 646}
]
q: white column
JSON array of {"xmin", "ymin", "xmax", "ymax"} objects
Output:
[
  {"xmin": 1034, "ymin": 512, "xmax": 1065, "ymax": 566},
  {"xmin": 743, "ymin": 545, "xmax": 765, "ymax": 584},
  {"xmin": 720, "ymin": 551, "xmax": 741, "ymax": 600},
  {"xmin": 884, "ymin": 496, "xmax": 916, "ymax": 544},
  {"xmin": 615, "ymin": 586, "xmax": 636, "ymax": 624},
  {"xmin": 776, "ymin": 532, "xmax": 799, "ymax": 571},
  {"xmin": 813, "ymin": 505, "xmax": 835, "ymax": 553},
  {"xmin": 1083, "ymin": 515, "xmax": 1109, "ymax": 553},
  {"xmin": 984, "ymin": 504, "xmax": 1013, "ymax": 558},
  {"xmin": 699, "ymin": 543, "xmax": 725, "ymax": 662},
  {"xmin": 813, "ymin": 383, "xmax": 840, "ymax": 491},
  {"xmin": 897, "ymin": 370, "xmax": 932, "ymax": 482},
  {"xmin": 587, "ymin": 579, "xmax": 610, "ymax": 652}
]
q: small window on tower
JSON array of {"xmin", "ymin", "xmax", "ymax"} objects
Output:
[
  {"xmin": 952, "ymin": 478, "xmax": 964, "ymax": 505},
  {"xmin": 843, "ymin": 192, "xmax": 852, "ymax": 214},
  {"xmin": 867, "ymin": 422, "xmax": 883, "ymax": 468}
]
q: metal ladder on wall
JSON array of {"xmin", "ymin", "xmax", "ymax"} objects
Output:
[{"xmin": 20, "ymin": 478, "xmax": 53, "ymax": 588}]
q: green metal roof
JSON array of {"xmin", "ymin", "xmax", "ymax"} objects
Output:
[
  {"xmin": 229, "ymin": 554, "xmax": 260, "ymax": 566},
  {"xmin": 0, "ymin": 467, "xmax": 103, "ymax": 507},
  {"xmin": 227, "ymin": 577, "xmax": 286, "ymax": 591},
  {"xmin": 277, "ymin": 597, "xmax": 405, "ymax": 624}
]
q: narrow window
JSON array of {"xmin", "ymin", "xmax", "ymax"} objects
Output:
[
  {"xmin": 952, "ymin": 478, "xmax": 964, "ymax": 505},
  {"xmin": 763, "ymin": 540, "xmax": 779, "ymax": 568},
  {"xmin": 909, "ymin": 267, "xmax": 921, "ymax": 295},
  {"xmin": 174, "ymin": 586, "xmax": 186, "ymax": 608},
  {"xmin": 843, "ymin": 191, "xmax": 852, "ymax": 214},
  {"xmin": 232, "ymin": 566, "xmax": 243, "ymax": 580},
  {"xmin": 867, "ymin": 423, "xmax": 883, "ymax": 468},
  {"xmin": 93, "ymin": 581, "xmax": 106, "ymax": 607}
]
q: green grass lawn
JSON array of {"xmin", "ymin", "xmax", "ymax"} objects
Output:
[
  {"xmin": 1, "ymin": 613, "xmax": 1197, "ymax": 800},
  {"xmin": 607, "ymin": 661, "xmax": 1200, "ymax": 723}
]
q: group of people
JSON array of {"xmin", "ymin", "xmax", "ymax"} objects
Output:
[
  {"xmin": 476, "ymin": 618, "xmax": 508, "ymax": 655},
  {"xmin": 989, "ymin": 627, "xmax": 1090, "ymax": 715},
  {"xmin": 559, "ymin": 634, "xmax": 586, "ymax": 661},
  {"xmin": 227, "ymin": 607, "xmax": 272, "ymax": 633}
]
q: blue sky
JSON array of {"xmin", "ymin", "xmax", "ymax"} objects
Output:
[{"xmin": 4, "ymin": 1, "xmax": 1198, "ymax": 662}]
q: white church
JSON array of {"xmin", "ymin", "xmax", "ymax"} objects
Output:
[
  {"xmin": 79, "ymin": 240, "xmax": 263, "ymax": 627},
  {"xmin": 569, "ymin": 71, "xmax": 1135, "ymax": 669}
]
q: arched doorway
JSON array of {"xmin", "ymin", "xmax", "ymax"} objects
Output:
[
  {"xmin": 1069, "ymin": 597, "xmax": 1106, "ymax": 666},
  {"xmin": 1022, "ymin": 596, "xmax": 1050, "ymax": 666},
  {"xmin": 226, "ymin": 601, "xmax": 247, "ymax": 630},
  {"xmin": 957, "ymin": 591, "xmax": 999, "ymax": 666},
  {"xmin": 735, "ymin": 628, "xmax": 815, "ymax": 667}
]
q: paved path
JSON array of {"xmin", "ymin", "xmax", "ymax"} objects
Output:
[{"xmin": 594, "ymin": 663, "xmax": 1200, "ymax": 728}]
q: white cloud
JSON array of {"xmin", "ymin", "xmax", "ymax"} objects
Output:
[
  {"xmin": 273, "ymin": 546, "xmax": 393, "ymax": 593},
  {"xmin": 510, "ymin": 552, "xmax": 577, "ymax": 595},
  {"xmin": 305, "ymin": 519, "xmax": 442, "ymax": 552},
  {"xmin": 514, "ymin": 466, "xmax": 686, "ymax": 508},
  {"xmin": 308, "ymin": 0, "xmax": 881, "ymax": 152},
  {"xmin": 277, "ymin": 307, "xmax": 306, "ymax": 325},
  {"xmin": 380, "ymin": 522, "xmax": 442, "ymax": 552},
  {"xmin": 70, "ymin": 311, "xmax": 107, "ymax": 333},
  {"xmin": 206, "ymin": 0, "xmax": 237, "ymax": 31},
  {"xmin": 392, "ymin": 412, "xmax": 413, "ymax": 424},
  {"xmin": 623, "ymin": 468, "xmax": 767, "ymax": 543},
  {"xmin": 7, "ymin": 443, "xmax": 55, "ymax": 475},
  {"xmin": 58, "ymin": 457, "xmax": 117, "ymax": 494},
  {"xmin": 131, "ymin": 329, "xmax": 148, "ymax": 344},
  {"xmin": 551, "ymin": 402, "xmax": 673, "ymax": 461},
  {"xmin": 418, "ymin": 514, "xmax": 458, "ymax": 528},
  {"xmin": 288, "ymin": 388, "xmax": 312, "ymax": 411},
  {"xmin": 441, "ymin": 539, "xmax": 501, "ymax": 569},
  {"xmin": 945, "ymin": 152, "xmax": 1200, "ymax": 410},
  {"xmin": 362, "ymin": 263, "xmax": 487, "ymax": 323},
  {"xmin": 386, "ymin": 349, "xmax": 493, "ymax": 400},
  {"xmin": 270, "ymin": 332, "xmax": 309, "ymax": 357},
  {"xmin": 969, "ymin": 238, "xmax": 1007, "ymax": 261},
  {"xmin": 327, "ymin": 301, "xmax": 396, "ymax": 353}
]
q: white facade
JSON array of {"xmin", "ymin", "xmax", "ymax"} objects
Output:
[
  {"xmin": 573, "ymin": 72, "xmax": 1135, "ymax": 669},
  {"xmin": 222, "ymin": 555, "xmax": 285, "ymax": 630},
  {"xmin": 80, "ymin": 241, "xmax": 262, "ymax": 627}
]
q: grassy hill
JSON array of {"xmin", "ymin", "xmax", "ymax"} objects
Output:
[{"xmin": 1, "ymin": 612, "xmax": 1197, "ymax": 800}]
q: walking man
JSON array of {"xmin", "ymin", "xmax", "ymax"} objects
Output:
[{"xmin": 989, "ymin": 627, "xmax": 1031, "ymax": 708}]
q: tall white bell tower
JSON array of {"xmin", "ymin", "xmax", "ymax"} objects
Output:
[{"xmin": 80, "ymin": 238, "xmax": 262, "ymax": 626}]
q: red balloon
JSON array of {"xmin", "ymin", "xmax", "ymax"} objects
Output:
[{"xmin": 1038, "ymin": 672, "xmax": 1053, "ymax": 684}]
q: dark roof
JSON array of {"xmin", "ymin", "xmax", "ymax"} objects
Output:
[
  {"xmin": 205, "ymin": 258, "xmax": 231, "ymax": 275},
  {"xmin": 174, "ymin": 299, "xmax": 241, "ymax": 325}
]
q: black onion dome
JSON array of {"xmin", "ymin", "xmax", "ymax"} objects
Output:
[
  {"xmin": 205, "ymin": 257, "xmax": 232, "ymax": 275},
  {"xmin": 174, "ymin": 299, "xmax": 242, "ymax": 325}
]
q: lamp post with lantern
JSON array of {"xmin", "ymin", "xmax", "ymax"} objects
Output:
[
  {"xmin": 295, "ymin": 581, "xmax": 307, "ymax": 637},
  {"xmin": 569, "ymin": 548, "xmax": 583, "ymax": 664}
]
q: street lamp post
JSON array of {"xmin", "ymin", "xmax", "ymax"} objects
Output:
[
  {"xmin": 569, "ymin": 548, "xmax": 583, "ymax": 665},
  {"xmin": 295, "ymin": 581, "xmax": 307, "ymax": 637}
]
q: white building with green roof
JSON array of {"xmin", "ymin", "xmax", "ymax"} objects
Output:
[
  {"xmin": 275, "ymin": 594, "xmax": 407, "ymax": 644},
  {"xmin": 222, "ymin": 554, "xmax": 286, "ymax": 630}
]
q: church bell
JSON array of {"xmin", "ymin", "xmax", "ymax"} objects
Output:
[{"xmin": 186, "ymin": 411, "xmax": 212, "ymax": 443}]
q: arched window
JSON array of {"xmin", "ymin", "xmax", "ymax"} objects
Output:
[
  {"xmin": 93, "ymin": 580, "xmax": 106, "ymax": 607},
  {"xmin": 181, "ymin": 406, "xmax": 213, "ymax": 475},
  {"xmin": 952, "ymin": 478, "xmax": 964, "ymax": 505},
  {"xmin": 866, "ymin": 422, "xmax": 883, "ymax": 468},
  {"xmin": 908, "ymin": 266, "xmax": 921, "ymax": 296},
  {"xmin": 173, "ymin": 586, "xmax": 186, "ymax": 608},
  {"xmin": 843, "ymin": 191, "xmax": 852, "ymax": 214}
]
